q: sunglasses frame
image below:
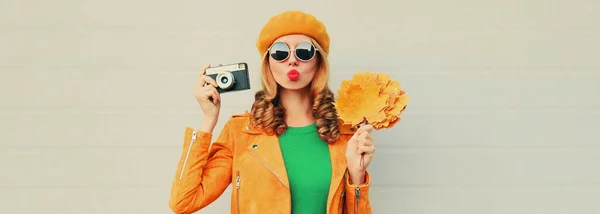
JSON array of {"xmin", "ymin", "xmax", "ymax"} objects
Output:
[{"xmin": 267, "ymin": 41, "xmax": 319, "ymax": 62}]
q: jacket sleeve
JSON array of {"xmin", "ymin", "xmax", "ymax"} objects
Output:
[
  {"xmin": 168, "ymin": 119, "xmax": 235, "ymax": 214},
  {"xmin": 344, "ymin": 170, "xmax": 372, "ymax": 214}
]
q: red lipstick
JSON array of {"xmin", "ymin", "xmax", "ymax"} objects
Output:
[{"xmin": 287, "ymin": 69, "xmax": 300, "ymax": 81}]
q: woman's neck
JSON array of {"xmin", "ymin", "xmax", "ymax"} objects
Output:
[{"xmin": 279, "ymin": 87, "xmax": 314, "ymax": 127}]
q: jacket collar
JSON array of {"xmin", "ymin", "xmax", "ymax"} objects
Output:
[{"xmin": 237, "ymin": 112, "xmax": 356, "ymax": 203}]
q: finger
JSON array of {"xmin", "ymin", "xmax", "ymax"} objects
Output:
[
  {"xmin": 205, "ymin": 85, "xmax": 220, "ymax": 104},
  {"xmin": 193, "ymin": 84, "xmax": 205, "ymax": 97},
  {"xmin": 348, "ymin": 128, "xmax": 361, "ymax": 144},
  {"xmin": 358, "ymin": 131, "xmax": 368, "ymax": 143},
  {"xmin": 361, "ymin": 124, "xmax": 374, "ymax": 134},
  {"xmin": 357, "ymin": 135, "xmax": 365, "ymax": 147},
  {"xmin": 358, "ymin": 145, "xmax": 375, "ymax": 155},
  {"xmin": 200, "ymin": 90, "xmax": 218, "ymax": 105},
  {"xmin": 359, "ymin": 132, "xmax": 373, "ymax": 146},
  {"xmin": 355, "ymin": 124, "xmax": 372, "ymax": 136},
  {"xmin": 197, "ymin": 64, "xmax": 211, "ymax": 86},
  {"xmin": 211, "ymin": 87, "xmax": 221, "ymax": 105},
  {"xmin": 358, "ymin": 138, "xmax": 373, "ymax": 148},
  {"xmin": 199, "ymin": 64, "xmax": 210, "ymax": 75},
  {"xmin": 202, "ymin": 75, "xmax": 218, "ymax": 88},
  {"xmin": 350, "ymin": 135, "xmax": 363, "ymax": 147},
  {"xmin": 356, "ymin": 139, "xmax": 367, "ymax": 155}
]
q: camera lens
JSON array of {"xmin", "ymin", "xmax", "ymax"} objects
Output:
[{"xmin": 216, "ymin": 72, "xmax": 235, "ymax": 90}]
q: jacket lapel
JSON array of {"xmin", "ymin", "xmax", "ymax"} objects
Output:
[
  {"xmin": 326, "ymin": 120, "xmax": 357, "ymax": 209},
  {"xmin": 327, "ymin": 137, "xmax": 347, "ymax": 200},
  {"xmin": 240, "ymin": 116, "xmax": 357, "ymax": 204},
  {"xmin": 247, "ymin": 134, "xmax": 290, "ymax": 188},
  {"xmin": 242, "ymin": 118, "xmax": 290, "ymax": 189}
]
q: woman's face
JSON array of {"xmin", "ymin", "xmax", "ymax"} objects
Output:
[{"xmin": 268, "ymin": 34, "xmax": 319, "ymax": 91}]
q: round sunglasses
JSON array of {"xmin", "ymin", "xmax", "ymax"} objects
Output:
[{"xmin": 268, "ymin": 41, "xmax": 318, "ymax": 62}]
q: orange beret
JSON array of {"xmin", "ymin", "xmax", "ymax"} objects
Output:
[{"xmin": 256, "ymin": 10, "xmax": 330, "ymax": 56}]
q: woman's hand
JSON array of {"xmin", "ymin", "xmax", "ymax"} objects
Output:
[
  {"xmin": 345, "ymin": 124, "xmax": 375, "ymax": 185},
  {"xmin": 194, "ymin": 65, "xmax": 221, "ymax": 127}
]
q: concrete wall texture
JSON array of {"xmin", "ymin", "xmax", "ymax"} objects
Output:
[{"xmin": 1, "ymin": 0, "xmax": 599, "ymax": 213}]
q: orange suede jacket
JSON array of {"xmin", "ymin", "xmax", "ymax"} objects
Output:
[{"xmin": 168, "ymin": 112, "xmax": 372, "ymax": 214}]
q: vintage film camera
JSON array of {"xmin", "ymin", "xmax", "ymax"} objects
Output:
[{"xmin": 205, "ymin": 62, "xmax": 251, "ymax": 93}]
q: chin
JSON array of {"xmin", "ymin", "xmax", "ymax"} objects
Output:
[{"xmin": 277, "ymin": 80, "xmax": 311, "ymax": 91}]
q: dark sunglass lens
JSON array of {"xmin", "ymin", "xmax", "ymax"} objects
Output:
[
  {"xmin": 296, "ymin": 42, "xmax": 316, "ymax": 61},
  {"xmin": 269, "ymin": 42, "xmax": 289, "ymax": 61}
]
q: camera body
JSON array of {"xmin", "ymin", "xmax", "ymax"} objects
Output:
[{"xmin": 205, "ymin": 62, "xmax": 251, "ymax": 93}]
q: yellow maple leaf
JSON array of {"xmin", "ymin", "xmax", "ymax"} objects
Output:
[{"xmin": 334, "ymin": 71, "xmax": 410, "ymax": 130}]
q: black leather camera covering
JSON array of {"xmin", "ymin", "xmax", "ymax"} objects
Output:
[{"xmin": 206, "ymin": 67, "xmax": 251, "ymax": 93}]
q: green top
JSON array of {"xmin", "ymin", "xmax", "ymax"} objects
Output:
[{"xmin": 278, "ymin": 122, "xmax": 332, "ymax": 214}]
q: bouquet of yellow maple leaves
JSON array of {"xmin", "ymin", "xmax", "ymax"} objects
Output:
[{"xmin": 333, "ymin": 71, "xmax": 410, "ymax": 130}]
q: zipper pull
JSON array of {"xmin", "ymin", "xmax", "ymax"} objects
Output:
[
  {"xmin": 236, "ymin": 176, "xmax": 241, "ymax": 189},
  {"xmin": 191, "ymin": 131, "xmax": 197, "ymax": 143},
  {"xmin": 354, "ymin": 187, "xmax": 361, "ymax": 213},
  {"xmin": 178, "ymin": 129, "xmax": 197, "ymax": 180}
]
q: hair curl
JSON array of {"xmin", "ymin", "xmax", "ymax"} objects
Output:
[{"xmin": 250, "ymin": 39, "xmax": 340, "ymax": 144}]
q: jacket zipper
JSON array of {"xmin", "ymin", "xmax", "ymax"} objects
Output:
[
  {"xmin": 340, "ymin": 188, "xmax": 346, "ymax": 213},
  {"xmin": 248, "ymin": 143, "xmax": 291, "ymax": 213},
  {"xmin": 236, "ymin": 171, "xmax": 241, "ymax": 214},
  {"xmin": 354, "ymin": 187, "xmax": 360, "ymax": 213},
  {"xmin": 248, "ymin": 150, "xmax": 288, "ymax": 188},
  {"xmin": 179, "ymin": 130, "xmax": 197, "ymax": 180}
]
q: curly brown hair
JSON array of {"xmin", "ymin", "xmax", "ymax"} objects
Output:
[{"xmin": 250, "ymin": 39, "xmax": 340, "ymax": 144}]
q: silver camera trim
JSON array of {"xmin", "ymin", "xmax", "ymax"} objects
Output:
[
  {"xmin": 216, "ymin": 72, "xmax": 235, "ymax": 89},
  {"xmin": 205, "ymin": 63, "xmax": 246, "ymax": 75}
]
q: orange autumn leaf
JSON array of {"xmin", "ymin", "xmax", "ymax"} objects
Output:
[{"xmin": 333, "ymin": 71, "xmax": 410, "ymax": 130}]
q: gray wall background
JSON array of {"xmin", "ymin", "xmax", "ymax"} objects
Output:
[{"xmin": 1, "ymin": 0, "xmax": 599, "ymax": 213}]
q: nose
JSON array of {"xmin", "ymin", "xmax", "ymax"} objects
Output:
[{"xmin": 287, "ymin": 51, "xmax": 299, "ymax": 66}]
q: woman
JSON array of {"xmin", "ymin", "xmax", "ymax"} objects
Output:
[{"xmin": 169, "ymin": 10, "xmax": 375, "ymax": 214}]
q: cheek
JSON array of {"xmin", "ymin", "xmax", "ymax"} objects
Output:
[
  {"xmin": 304, "ymin": 59, "xmax": 319, "ymax": 74},
  {"xmin": 268, "ymin": 60, "xmax": 286, "ymax": 77}
]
